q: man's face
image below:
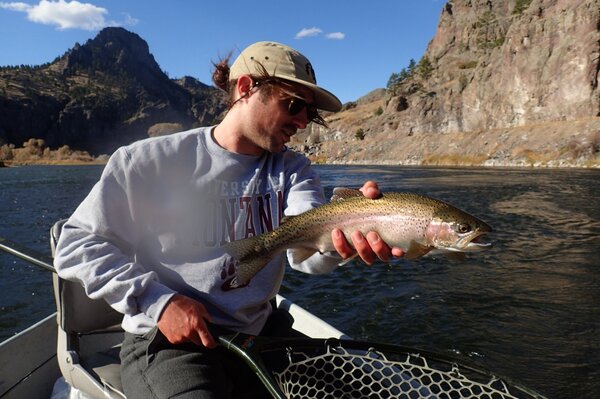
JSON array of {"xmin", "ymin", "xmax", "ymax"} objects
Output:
[{"xmin": 242, "ymin": 82, "xmax": 316, "ymax": 155}]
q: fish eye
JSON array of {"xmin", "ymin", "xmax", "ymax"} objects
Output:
[{"xmin": 457, "ymin": 223, "xmax": 472, "ymax": 234}]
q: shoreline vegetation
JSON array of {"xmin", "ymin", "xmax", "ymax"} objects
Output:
[{"xmin": 0, "ymin": 138, "xmax": 108, "ymax": 167}]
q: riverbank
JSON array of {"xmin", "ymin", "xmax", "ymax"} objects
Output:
[
  {"xmin": 291, "ymin": 117, "xmax": 600, "ymax": 169},
  {"xmin": 3, "ymin": 117, "xmax": 599, "ymax": 169}
]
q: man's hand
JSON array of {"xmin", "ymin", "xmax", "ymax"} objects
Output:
[
  {"xmin": 157, "ymin": 294, "xmax": 217, "ymax": 348},
  {"xmin": 331, "ymin": 181, "xmax": 404, "ymax": 264}
]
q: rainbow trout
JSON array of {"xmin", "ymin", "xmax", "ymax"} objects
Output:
[{"xmin": 222, "ymin": 189, "xmax": 492, "ymax": 289}]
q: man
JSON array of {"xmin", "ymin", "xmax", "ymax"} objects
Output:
[{"xmin": 54, "ymin": 41, "xmax": 403, "ymax": 398}]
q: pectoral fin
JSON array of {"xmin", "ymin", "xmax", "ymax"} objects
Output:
[{"xmin": 404, "ymin": 241, "xmax": 434, "ymax": 260}]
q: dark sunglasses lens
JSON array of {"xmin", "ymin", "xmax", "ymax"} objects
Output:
[
  {"xmin": 287, "ymin": 98, "xmax": 320, "ymax": 122},
  {"xmin": 287, "ymin": 98, "xmax": 306, "ymax": 115}
]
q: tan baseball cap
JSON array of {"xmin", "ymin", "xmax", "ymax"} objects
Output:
[{"xmin": 229, "ymin": 41, "xmax": 342, "ymax": 112}]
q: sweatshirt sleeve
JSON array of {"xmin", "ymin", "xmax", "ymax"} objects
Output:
[
  {"xmin": 53, "ymin": 147, "xmax": 175, "ymax": 323},
  {"xmin": 282, "ymin": 153, "xmax": 341, "ymax": 274}
]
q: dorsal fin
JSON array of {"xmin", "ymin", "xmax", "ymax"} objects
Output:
[{"xmin": 330, "ymin": 187, "xmax": 363, "ymax": 202}]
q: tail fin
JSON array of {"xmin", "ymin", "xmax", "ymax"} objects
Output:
[{"xmin": 221, "ymin": 236, "xmax": 272, "ymax": 289}]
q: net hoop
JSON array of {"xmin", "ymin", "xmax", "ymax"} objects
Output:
[{"xmin": 219, "ymin": 334, "xmax": 547, "ymax": 399}]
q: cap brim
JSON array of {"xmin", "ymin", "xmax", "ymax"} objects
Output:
[{"xmin": 281, "ymin": 77, "xmax": 342, "ymax": 112}]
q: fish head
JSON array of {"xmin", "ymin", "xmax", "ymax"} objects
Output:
[{"xmin": 426, "ymin": 208, "xmax": 493, "ymax": 253}]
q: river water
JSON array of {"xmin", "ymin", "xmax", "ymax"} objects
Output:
[{"xmin": 0, "ymin": 164, "xmax": 598, "ymax": 398}]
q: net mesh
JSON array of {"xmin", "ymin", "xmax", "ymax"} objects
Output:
[{"xmin": 270, "ymin": 342, "xmax": 543, "ymax": 399}]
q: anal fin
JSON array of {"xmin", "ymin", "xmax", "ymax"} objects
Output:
[{"xmin": 289, "ymin": 247, "xmax": 317, "ymax": 264}]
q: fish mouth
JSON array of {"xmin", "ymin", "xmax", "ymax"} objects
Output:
[
  {"xmin": 463, "ymin": 232, "xmax": 493, "ymax": 251},
  {"xmin": 432, "ymin": 231, "xmax": 493, "ymax": 255}
]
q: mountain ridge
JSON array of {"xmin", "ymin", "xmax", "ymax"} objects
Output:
[{"xmin": 0, "ymin": 27, "xmax": 227, "ymax": 157}]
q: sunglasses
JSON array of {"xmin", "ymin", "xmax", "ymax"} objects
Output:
[
  {"xmin": 252, "ymin": 78, "xmax": 324, "ymax": 125},
  {"xmin": 283, "ymin": 97, "xmax": 320, "ymax": 122}
]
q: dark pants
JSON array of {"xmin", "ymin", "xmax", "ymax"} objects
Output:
[{"xmin": 120, "ymin": 309, "xmax": 298, "ymax": 399}]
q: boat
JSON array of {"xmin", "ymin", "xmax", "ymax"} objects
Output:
[
  {"xmin": 0, "ymin": 291, "xmax": 345, "ymax": 399},
  {"xmin": 0, "ymin": 224, "xmax": 548, "ymax": 399}
]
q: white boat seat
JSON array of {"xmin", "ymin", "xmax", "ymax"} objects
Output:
[{"xmin": 51, "ymin": 219, "xmax": 126, "ymax": 398}]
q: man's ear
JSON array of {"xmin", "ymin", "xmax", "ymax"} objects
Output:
[{"xmin": 236, "ymin": 75, "xmax": 254, "ymax": 97}]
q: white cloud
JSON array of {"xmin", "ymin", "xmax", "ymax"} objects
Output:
[
  {"xmin": 0, "ymin": 2, "xmax": 30, "ymax": 11},
  {"xmin": 295, "ymin": 27, "xmax": 323, "ymax": 39},
  {"xmin": 294, "ymin": 27, "xmax": 346, "ymax": 41},
  {"xmin": 121, "ymin": 12, "xmax": 138, "ymax": 27},
  {"xmin": 326, "ymin": 32, "xmax": 345, "ymax": 40},
  {"xmin": 0, "ymin": 0, "xmax": 137, "ymax": 30}
]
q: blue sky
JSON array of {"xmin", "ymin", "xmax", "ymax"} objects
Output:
[{"xmin": 0, "ymin": 0, "xmax": 444, "ymax": 103}]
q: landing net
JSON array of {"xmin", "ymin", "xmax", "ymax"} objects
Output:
[{"xmin": 267, "ymin": 339, "xmax": 545, "ymax": 399}]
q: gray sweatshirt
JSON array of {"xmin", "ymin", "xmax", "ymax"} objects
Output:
[{"xmin": 54, "ymin": 127, "xmax": 339, "ymax": 335}]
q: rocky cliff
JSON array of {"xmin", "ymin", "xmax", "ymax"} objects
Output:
[
  {"xmin": 293, "ymin": 0, "xmax": 600, "ymax": 167},
  {"xmin": 0, "ymin": 27, "xmax": 227, "ymax": 155}
]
